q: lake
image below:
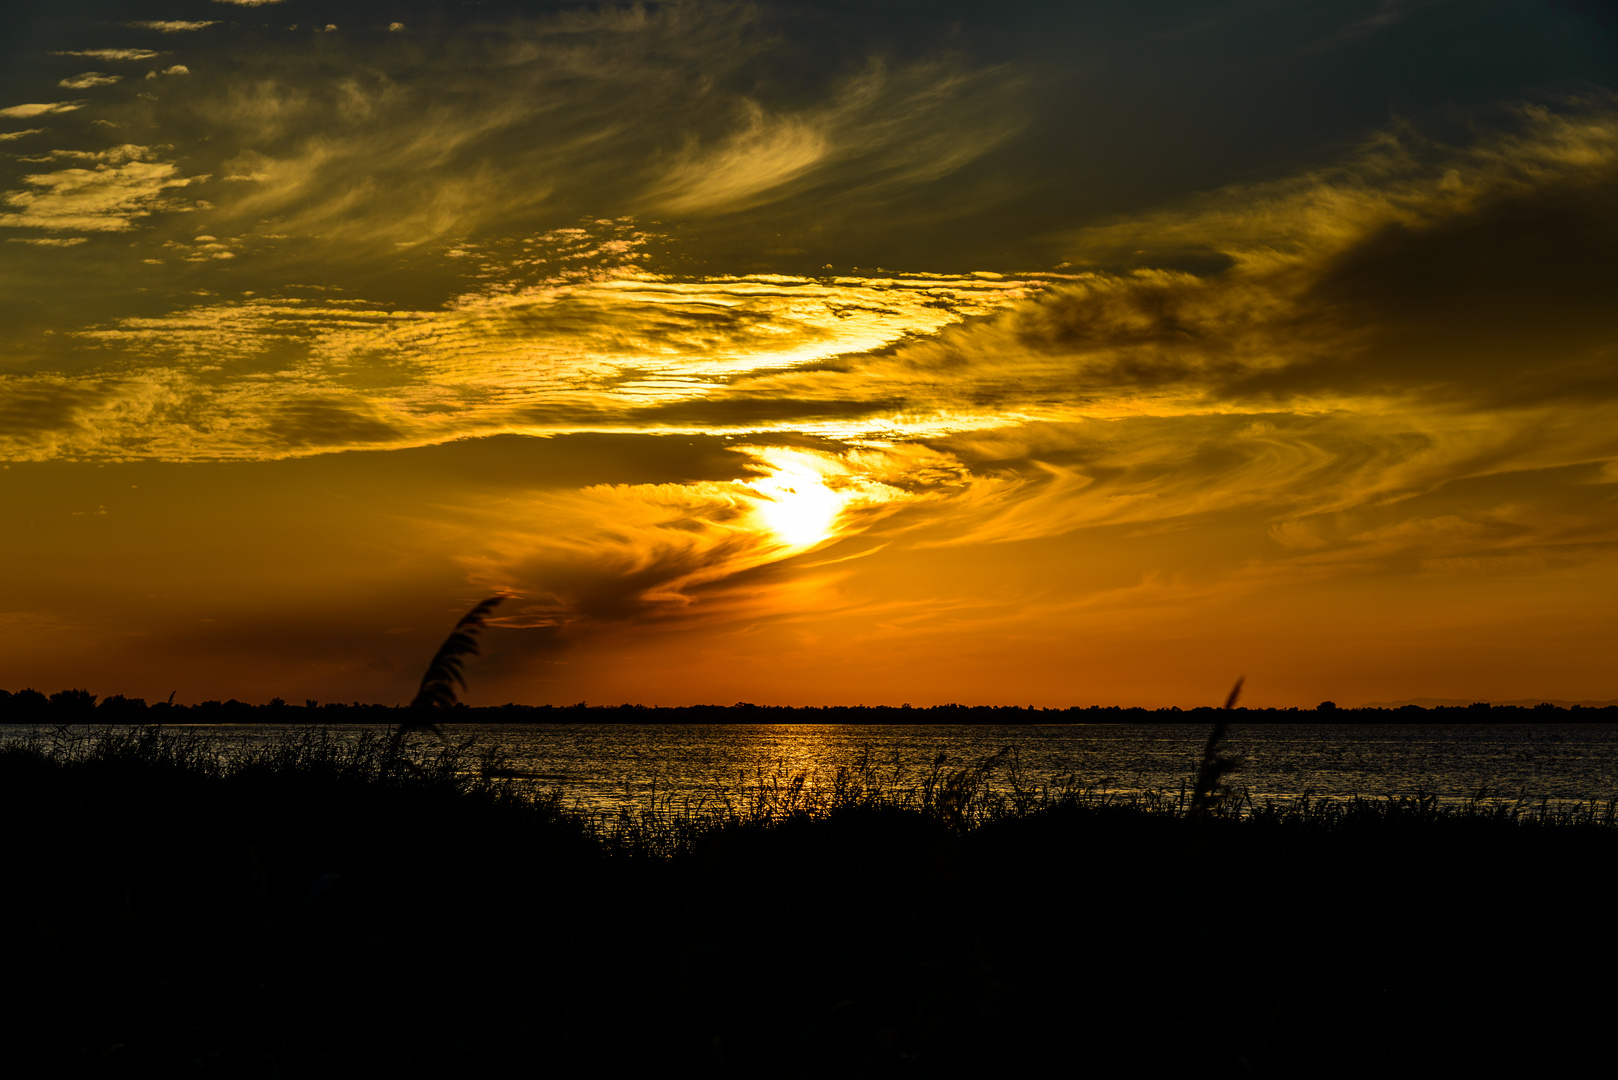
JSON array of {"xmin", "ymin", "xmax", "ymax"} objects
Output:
[{"xmin": 10, "ymin": 721, "xmax": 1617, "ymax": 818}]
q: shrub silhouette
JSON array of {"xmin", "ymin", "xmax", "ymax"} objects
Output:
[{"xmin": 47, "ymin": 688, "xmax": 97, "ymax": 719}]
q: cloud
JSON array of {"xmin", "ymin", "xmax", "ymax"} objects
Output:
[
  {"xmin": 211, "ymin": 0, "xmax": 283, "ymax": 5},
  {"xmin": 654, "ymin": 103, "xmax": 830, "ymax": 215},
  {"xmin": 449, "ymin": 445, "xmax": 916, "ymax": 634},
  {"xmin": 51, "ymin": 50, "xmax": 160, "ymax": 61},
  {"xmin": 15, "ymin": 98, "xmax": 1618, "ymax": 540},
  {"xmin": 1307, "ymin": 0, "xmax": 1443, "ymax": 52},
  {"xmin": 270, "ymin": 398, "xmax": 405, "ymax": 449},
  {"xmin": 0, "ymin": 377, "xmax": 130, "ymax": 460},
  {"xmin": 4, "ymin": 82, "xmax": 1616, "ymax": 645},
  {"xmin": 1062, "ymin": 101, "xmax": 1618, "ymax": 274},
  {"xmin": 586, "ymin": 101, "xmax": 1618, "ymax": 610},
  {"xmin": 58, "ymin": 73, "xmax": 122, "ymax": 90},
  {"xmin": 899, "ymin": 410, "xmax": 1618, "ymax": 560},
  {"xmin": 756, "ymin": 99, "xmax": 1618, "ymax": 429},
  {"xmin": 648, "ymin": 58, "xmax": 1023, "ymax": 216},
  {"xmin": 126, "ymin": 21, "xmax": 220, "ymax": 32},
  {"xmin": 160, "ymin": 10, "xmax": 762, "ymax": 245},
  {"xmin": 18, "ymin": 144, "xmax": 154, "ymax": 166},
  {"xmin": 7, "ymin": 237, "xmax": 88, "ymax": 246},
  {"xmin": 0, "ymin": 129, "xmax": 44, "ymax": 142},
  {"xmin": 624, "ymin": 396, "xmax": 902, "ymax": 427},
  {"xmin": 0, "ymin": 153, "xmax": 206, "ymax": 232},
  {"xmin": 0, "ymin": 102, "xmax": 84, "ymax": 119},
  {"xmin": 32, "ymin": 8, "xmax": 1008, "ymax": 264},
  {"xmin": 36, "ymin": 251, "xmax": 1049, "ymax": 460},
  {"xmin": 678, "ymin": 104, "xmax": 1603, "ymax": 607}
]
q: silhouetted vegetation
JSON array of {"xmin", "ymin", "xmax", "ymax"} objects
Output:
[{"xmin": 4, "ymin": 723, "xmax": 1617, "ymax": 1078}]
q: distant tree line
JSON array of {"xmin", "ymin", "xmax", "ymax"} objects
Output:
[{"xmin": 0, "ymin": 687, "xmax": 1611, "ymax": 723}]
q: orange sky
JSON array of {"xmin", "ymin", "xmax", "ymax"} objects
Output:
[{"xmin": 2, "ymin": 2, "xmax": 1616, "ymax": 707}]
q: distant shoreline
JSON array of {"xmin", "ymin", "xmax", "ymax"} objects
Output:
[{"xmin": 3, "ymin": 695, "xmax": 1616, "ymax": 724}]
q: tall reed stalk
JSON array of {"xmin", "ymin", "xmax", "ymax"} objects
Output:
[{"xmin": 390, "ymin": 594, "xmax": 506, "ymax": 754}]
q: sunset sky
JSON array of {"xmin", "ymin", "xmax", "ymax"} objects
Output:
[{"xmin": 3, "ymin": 1, "xmax": 1616, "ymax": 708}]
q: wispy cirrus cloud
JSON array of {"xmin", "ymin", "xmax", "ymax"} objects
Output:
[
  {"xmin": 650, "ymin": 59, "xmax": 1022, "ymax": 216},
  {"xmin": 2, "ymin": 6, "xmax": 1020, "ymax": 273},
  {"xmin": 654, "ymin": 104, "xmax": 828, "ymax": 216},
  {"xmin": 143, "ymin": 6, "xmax": 778, "ymax": 249}
]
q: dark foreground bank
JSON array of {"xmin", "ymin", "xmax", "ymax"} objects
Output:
[{"xmin": 5, "ymin": 727, "xmax": 1616, "ymax": 1079}]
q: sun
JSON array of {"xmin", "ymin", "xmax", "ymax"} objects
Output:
[
  {"xmin": 750, "ymin": 462, "xmax": 845, "ymax": 549},
  {"xmin": 739, "ymin": 445, "xmax": 913, "ymax": 552}
]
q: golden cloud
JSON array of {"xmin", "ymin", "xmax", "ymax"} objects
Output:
[
  {"xmin": 59, "ymin": 73, "xmax": 123, "ymax": 89},
  {"xmin": 7, "ymin": 237, "xmax": 88, "ymax": 246},
  {"xmin": 50, "ymin": 50, "xmax": 160, "ymax": 61},
  {"xmin": 20, "ymin": 260, "xmax": 1047, "ymax": 460},
  {"xmin": 0, "ymin": 155, "xmax": 206, "ymax": 232},
  {"xmin": 126, "ymin": 21, "xmax": 220, "ymax": 32},
  {"xmin": 0, "ymin": 102, "xmax": 84, "ymax": 119},
  {"xmin": 447, "ymin": 444, "xmax": 917, "ymax": 633}
]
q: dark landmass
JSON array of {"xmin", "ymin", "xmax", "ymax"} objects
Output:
[
  {"xmin": 3, "ymin": 686, "xmax": 1616, "ymax": 724},
  {"xmin": 1360, "ymin": 696, "xmax": 1618, "ymax": 709},
  {"xmin": 4, "ymin": 726, "xmax": 1615, "ymax": 1078}
]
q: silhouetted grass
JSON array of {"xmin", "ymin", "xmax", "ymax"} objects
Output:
[{"xmin": 5, "ymin": 725, "xmax": 1618, "ymax": 1079}]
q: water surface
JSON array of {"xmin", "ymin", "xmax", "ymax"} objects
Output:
[{"xmin": 11, "ymin": 721, "xmax": 1615, "ymax": 817}]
